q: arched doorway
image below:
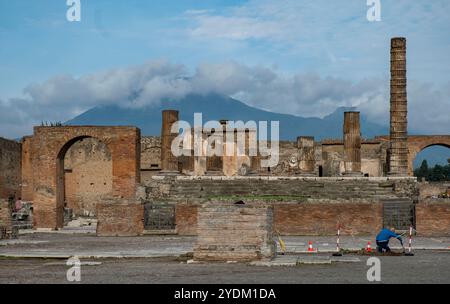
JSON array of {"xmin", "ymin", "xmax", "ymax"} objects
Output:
[
  {"xmin": 32, "ymin": 126, "xmax": 140, "ymax": 230},
  {"xmin": 413, "ymin": 144, "xmax": 450, "ymax": 181},
  {"xmin": 57, "ymin": 137, "xmax": 113, "ymax": 223},
  {"xmin": 407, "ymin": 136, "xmax": 450, "ymax": 176}
]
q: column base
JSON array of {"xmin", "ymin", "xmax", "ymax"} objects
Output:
[
  {"xmin": 342, "ymin": 171, "xmax": 364, "ymax": 177},
  {"xmin": 206, "ymin": 171, "xmax": 223, "ymax": 176},
  {"xmin": 159, "ymin": 170, "xmax": 180, "ymax": 176}
]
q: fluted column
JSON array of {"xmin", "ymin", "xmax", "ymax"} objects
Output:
[{"xmin": 297, "ymin": 136, "xmax": 316, "ymax": 176}]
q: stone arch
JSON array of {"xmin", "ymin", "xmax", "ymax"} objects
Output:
[
  {"xmin": 32, "ymin": 126, "xmax": 140, "ymax": 229},
  {"xmin": 56, "ymin": 136, "xmax": 113, "ymax": 218},
  {"xmin": 407, "ymin": 136, "xmax": 450, "ymax": 176}
]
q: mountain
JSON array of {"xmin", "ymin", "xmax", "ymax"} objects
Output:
[{"xmin": 66, "ymin": 93, "xmax": 388, "ymax": 141}]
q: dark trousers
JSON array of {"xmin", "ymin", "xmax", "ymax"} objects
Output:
[{"xmin": 376, "ymin": 241, "xmax": 391, "ymax": 253}]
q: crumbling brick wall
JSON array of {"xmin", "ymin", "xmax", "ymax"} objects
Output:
[
  {"xmin": 0, "ymin": 200, "xmax": 16, "ymax": 239},
  {"xmin": 0, "ymin": 137, "xmax": 22, "ymax": 200},
  {"xmin": 31, "ymin": 126, "xmax": 140, "ymax": 229},
  {"xmin": 194, "ymin": 202, "xmax": 275, "ymax": 262},
  {"xmin": 416, "ymin": 199, "xmax": 450, "ymax": 237},
  {"xmin": 96, "ymin": 199, "xmax": 144, "ymax": 237}
]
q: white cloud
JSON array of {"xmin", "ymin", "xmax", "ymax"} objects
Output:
[{"xmin": 1, "ymin": 60, "xmax": 448, "ymax": 139}]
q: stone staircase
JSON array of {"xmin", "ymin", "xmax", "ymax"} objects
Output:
[{"xmin": 167, "ymin": 178, "xmax": 413, "ymax": 202}]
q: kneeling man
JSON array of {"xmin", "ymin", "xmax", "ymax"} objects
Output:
[{"xmin": 376, "ymin": 227, "xmax": 403, "ymax": 253}]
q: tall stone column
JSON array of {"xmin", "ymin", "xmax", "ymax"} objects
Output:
[
  {"xmin": 160, "ymin": 110, "xmax": 180, "ymax": 175},
  {"xmin": 343, "ymin": 112, "xmax": 362, "ymax": 176},
  {"xmin": 206, "ymin": 121, "xmax": 224, "ymax": 176},
  {"xmin": 297, "ymin": 136, "xmax": 316, "ymax": 176},
  {"xmin": 389, "ymin": 37, "xmax": 409, "ymax": 176}
]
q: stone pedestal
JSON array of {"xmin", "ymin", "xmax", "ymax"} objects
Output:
[{"xmin": 194, "ymin": 202, "xmax": 275, "ymax": 262}]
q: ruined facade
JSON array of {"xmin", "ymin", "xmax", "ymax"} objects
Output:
[{"xmin": 0, "ymin": 36, "xmax": 447, "ymax": 238}]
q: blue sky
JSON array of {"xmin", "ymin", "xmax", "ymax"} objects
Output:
[{"xmin": 0, "ymin": 0, "xmax": 449, "ymax": 138}]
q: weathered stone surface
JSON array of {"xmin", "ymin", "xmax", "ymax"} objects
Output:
[
  {"xmin": 0, "ymin": 137, "xmax": 21, "ymax": 200},
  {"xmin": 194, "ymin": 202, "xmax": 275, "ymax": 262},
  {"xmin": 343, "ymin": 112, "xmax": 362, "ymax": 175},
  {"xmin": 96, "ymin": 199, "xmax": 144, "ymax": 237},
  {"xmin": 416, "ymin": 200, "xmax": 450, "ymax": 237},
  {"xmin": 0, "ymin": 200, "xmax": 17, "ymax": 239},
  {"xmin": 160, "ymin": 110, "xmax": 180, "ymax": 174},
  {"xmin": 389, "ymin": 37, "xmax": 409, "ymax": 176}
]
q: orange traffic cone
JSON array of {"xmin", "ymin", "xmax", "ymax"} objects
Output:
[
  {"xmin": 366, "ymin": 241, "xmax": 372, "ymax": 253},
  {"xmin": 308, "ymin": 241, "xmax": 316, "ymax": 252}
]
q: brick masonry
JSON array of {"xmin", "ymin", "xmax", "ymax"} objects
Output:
[
  {"xmin": 96, "ymin": 200, "xmax": 145, "ymax": 237},
  {"xmin": 0, "ymin": 137, "xmax": 22, "ymax": 200},
  {"xmin": 416, "ymin": 199, "xmax": 450, "ymax": 237},
  {"xmin": 175, "ymin": 204, "xmax": 198, "ymax": 236},
  {"xmin": 273, "ymin": 203, "xmax": 383, "ymax": 236},
  {"xmin": 30, "ymin": 126, "xmax": 140, "ymax": 229},
  {"xmin": 194, "ymin": 202, "xmax": 275, "ymax": 262}
]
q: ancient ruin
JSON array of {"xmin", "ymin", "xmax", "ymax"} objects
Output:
[{"xmin": 0, "ymin": 38, "xmax": 449, "ymax": 256}]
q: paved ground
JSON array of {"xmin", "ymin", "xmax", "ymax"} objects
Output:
[
  {"xmin": 1, "ymin": 251, "xmax": 449, "ymax": 284},
  {"xmin": 1, "ymin": 233, "xmax": 449, "ymax": 258}
]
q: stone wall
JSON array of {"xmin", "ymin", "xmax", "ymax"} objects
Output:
[
  {"xmin": 96, "ymin": 199, "xmax": 144, "ymax": 236},
  {"xmin": 416, "ymin": 199, "xmax": 450, "ymax": 236},
  {"xmin": 194, "ymin": 202, "xmax": 275, "ymax": 262},
  {"xmin": 64, "ymin": 138, "xmax": 113, "ymax": 217},
  {"xmin": 418, "ymin": 182, "xmax": 450, "ymax": 200},
  {"xmin": 0, "ymin": 200, "xmax": 16, "ymax": 239},
  {"xmin": 144, "ymin": 176, "xmax": 418, "ymax": 202},
  {"xmin": 273, "ymin": 202, "xmax": 383, "ymax": 235},
  {"xmin": 321, "ymin": 140, "xmax": 387, "ymax": 177},
  {"xmin": 0, "ymin": 137, "xmax": 21, "ymax": 200}
]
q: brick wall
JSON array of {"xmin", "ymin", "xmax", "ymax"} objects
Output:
[
  {"xmin": 64, "ymin": 138, "xmax": 113, "ymax": 217},
  {"xmin": 273, "ymin": 203, "xmax": 383, "ymax": 235},
  {"xmin": 31, "ymin": 126, "xmax": 140, "ymax": 229},
  {"xmin": 0, "ymin": 137, "xmax": 21, "ymax": 200},
  {"xmin": 174, "ymin": 202, "xmax": 383, "ymax": 236},
  {"xmin": 416, "ymin": 200, "xmax": 450, "ymax": 237},
  {"xmin": 96, "ymin": 200, "xmax": 144, "ymax": 236},
  {"xmin": 175, "ymin": 204, "xmax": 198, "ymax": 236},
  {"xmin": 21, "ymin": 136, "xmax": 33, "ymax": 201},
  {"xmin": 194, "ymin": 202, "xmax": 275, "ymax": 262}
]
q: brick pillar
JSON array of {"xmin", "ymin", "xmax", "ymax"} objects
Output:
[
  {"xmin": 389, "ymin": 37, "xmax": 409, "ymax": 176},
  {"xmin": 298, "ymin": 136, "xmax": 316, "ymax": 176},
  {"xmin": 160, "ymin": 110, "xmax": 180, "ymax": 175},
  {"xmin": 343, "ymin": 112, "xmax": 362, "ymax": 176}
]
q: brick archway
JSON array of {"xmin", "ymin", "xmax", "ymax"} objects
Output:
[
  {"xmin": 31, "ymin": 126, "xmax": 141, "ymax": 229},
  {"xmin": 408, "ymin": 135, "xmax": 450, "ymax": 176}
]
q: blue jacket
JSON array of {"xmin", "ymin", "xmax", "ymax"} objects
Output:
[{"xmin": 376, "ymin": 228, "xmax": 403, "ymax": 245}]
